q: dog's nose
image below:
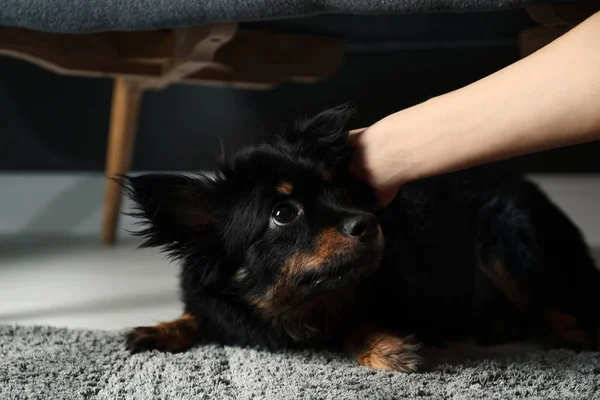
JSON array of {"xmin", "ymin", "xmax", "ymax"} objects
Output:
[{"xmin": 341, "ymin": 213, "xmax": 378, "ymax": 242}]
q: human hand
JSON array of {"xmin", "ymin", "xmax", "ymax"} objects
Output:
[
  {"xmin": 348, "ymin": 119, "xmax": 412, "ymax": 207},
  {"xmin": 348, "ymin": 10, "xmax": 600, "ymax": 208}
]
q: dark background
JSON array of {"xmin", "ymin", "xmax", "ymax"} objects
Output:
[{"xmin": 1, "ymin": 9, "xmax": 599, "ymax": 173}]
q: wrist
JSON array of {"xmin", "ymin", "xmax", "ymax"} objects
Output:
[{"xmin": 373, "ymin": 95, "xmax": 452, "ymax": 184}]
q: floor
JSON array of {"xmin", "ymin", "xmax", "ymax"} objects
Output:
[
  {"xmin": 0, "ymin": 173, "xmax": 599, "ymax": 331},
  {"xmin": 0, "ymin": 236, "xmax": 180, "ymax": 330}
]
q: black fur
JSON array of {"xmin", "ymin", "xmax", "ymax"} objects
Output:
[{"xmin": 122, "ymin": 105, "xmax": 600, "ymax": 371}]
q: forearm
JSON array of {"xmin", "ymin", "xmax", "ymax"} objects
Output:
[{"xmin": 370, "ymin": 11, "xmax": 600, "ymax": 185}]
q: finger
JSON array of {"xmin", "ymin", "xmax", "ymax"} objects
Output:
[
  {"xmin": 348, "ymin": 128, "xmax": 367, "ymax": 147},
  {"xmin": 349, "ymin": 128, "xmax": 367, "ymax": 136},
  {"xmin": 375, "ymin": 187, "xmax": 399, "ymax": 208}
]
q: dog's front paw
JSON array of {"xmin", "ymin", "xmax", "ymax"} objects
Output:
[
  {"xmin": 125, "ymin": 314, "xmax": 199, "ymax": 354},
  {"xmin": 358, "ymin": 334, "xmax": 421, "ymax": 372},
  {"xmin": 126, "ymin": 326, "xmax": 164, "ymax": 353},
  {"xmin": 347, "ymin": 327, "xmax": 422, "ymax": 373}
]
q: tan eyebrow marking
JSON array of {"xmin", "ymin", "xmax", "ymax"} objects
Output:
[{"xmin": 275, "ymin": 181, "xmax": 293, "ymax": 195}]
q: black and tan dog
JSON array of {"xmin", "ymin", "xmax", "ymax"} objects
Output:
[{"xmin": 121, "ymin": 105, "xmax": 600, "ymax": 372}]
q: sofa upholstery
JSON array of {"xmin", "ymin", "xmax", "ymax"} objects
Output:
[{"xmin": 0, "ymin": 0, "xmax": 575, "ymax": 33}]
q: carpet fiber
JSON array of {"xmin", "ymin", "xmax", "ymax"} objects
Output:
[{"xmin": 2, "ymin": 325, "xmax": 599, "ymax": 399}]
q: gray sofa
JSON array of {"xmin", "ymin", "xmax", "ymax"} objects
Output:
[{"xmin": 0, "ymin": 0, "xmax": 581, "ymax": 33}]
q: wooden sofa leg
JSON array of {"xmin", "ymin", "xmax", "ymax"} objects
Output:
[{"xmin": 101, "ymin": 77, "xmax": 144, "ymax": 245}]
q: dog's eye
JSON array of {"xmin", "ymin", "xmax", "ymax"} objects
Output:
[{"xmin": 272, "ymin": 203, "xmax": 298, "ymax": 226}]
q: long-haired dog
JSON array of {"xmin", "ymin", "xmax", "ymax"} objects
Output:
[{"xmin": 121, "ymin": 105, "xmax": 599, "ymax": 372}]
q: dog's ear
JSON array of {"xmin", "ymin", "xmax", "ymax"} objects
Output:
[
  {"xmin": 119, "ymin": 173, "xmax": 219, "ymax": 252},
  {"xmin": 278, "ymin": 104, "xmax": 354, "ymax": 166}
]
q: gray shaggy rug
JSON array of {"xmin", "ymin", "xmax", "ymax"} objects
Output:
[{"xmin": 1, "ymin": 325, "xmax": 600, "ymax": 399}]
